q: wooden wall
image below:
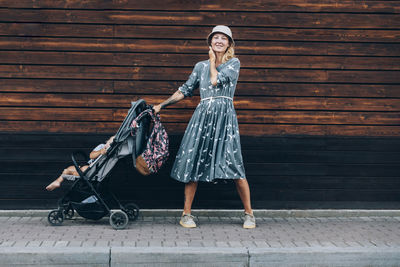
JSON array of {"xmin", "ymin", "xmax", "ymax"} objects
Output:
[{"xmin": 0, "ymin": 0, "xmax": 399, "ymax": 209}]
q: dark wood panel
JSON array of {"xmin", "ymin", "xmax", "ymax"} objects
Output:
[
  {"xmin": 0, "ymin": 93, "xmax": 262, "ymax": 110},
  {"xmin": 241, "ymin": 69, "xmax": 400, "ymax": 84},
  {"xmin": 0, "ymin": 0, "xmax": 398, "ymax": 13},
  {"xmin": 1, "ymin": 9, "xmax": 400, "ymax": 29},
  {"xmin": 2, "ymin": 37, "xmax": 398, "ymax": 56},
  {"xmin": 101, "ymin": 108, "xmax": 400, "ymax": 125},
  {"xmin": 1, "ymin": 161, "xmax": 398, "ymax": 177},
  {"xmin": 1, "ymin": 80, "xmax": 399, "ymax": 98},
  {"xmin": 2, "ymin": 199, "xmax": 400, "ymax": 210},
  {"xmin": 244, "ymin": 163, "xmax": 400, "ymax": 176},
  {"xmin": 113, "ymin": 26, "xmax": 400, "ymax": 43},
  {"xmin": 2, "ymin": 147, "xmax": 398, "ymax": 164},
  {"xmin": 1, "ymin": 23, "xmax": 399, "ymax": 43},
  {"xmin": 0, "ymin": 79, "xmax": 114, "ymax": 93},
  {"xmin": 249, "ymin": 176, "xmax": 400, "ymax": 189},
  {"xmin": 248, "ymin": 189, "xmax": 400, "ymax": 202},
  {"xmin": 1, "ymin": 51, "xmax": 399, "ymax": 70},
  {"xmin": 2, "ymin": 107, "xmax": 399, "ymax": 125},
  {"xmin": 0, "ymin": 133, "xmax": 110, "ymax": 148},
  {"xmin": 0, "ymin": 120, "xmax": 123, "ymax": 134},
  {"xmin": 4, "ymin": 186, "xmax": 400, "ymax": 199},
  {"xmin": 0, "ymin": 65, "xmax": 399, "ymax": 83},
  {"xmin": 3, "ymin": 174, "xmax": 400, "ymax": 189},
  {"xmin": 0, "ymin": 121, "xmax": 399, "ymax": 136},
  {"xmin": 2, "ymin": 93, "xmax": 400, "ymax": 111},
  {"xmin": 115, "ymin": 82, "xmax": 400, "ymax": 98},
  {"xmin": 3, "ymin": 134, "xmax": 399, "ymax": 152},
  {"xmin": 0, "ymin": 107, "xmax": 115, "ymax": 121},
  {"xmin": 0, "ymin": 133, "xmax": 398, "ymax": 208}
]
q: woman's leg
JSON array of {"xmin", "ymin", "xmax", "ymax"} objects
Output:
[
  {"xmin": 234, "ymin": 178, "xmax": 253, "ymax": 215},
  {"xmin": 183, "ymin": 181, "xmax": 198, "ymax": 215}
]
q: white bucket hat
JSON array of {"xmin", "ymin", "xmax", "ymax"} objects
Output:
[{"xmin": 207, "ymin": 25, "xmax": 235, "ymax": 46}]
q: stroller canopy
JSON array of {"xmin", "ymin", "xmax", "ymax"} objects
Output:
[
  {"xmin": 85, "ymin": 99, "xmax": 150, "ymax": 181},
  {"xmin": 114, "ymin": 99, "xmax": 149, "ymax": 144}
]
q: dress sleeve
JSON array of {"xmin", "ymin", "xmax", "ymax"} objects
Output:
[
  {"xmin": 217, "ymin": 58, "xmax": 240, "ymax": 85},
  {"xmin": 178, "ymin": 63, "xmax": 200, "ymax": 97}
]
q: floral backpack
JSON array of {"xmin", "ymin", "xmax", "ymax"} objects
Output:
[{"xmin": 130, "ymin": 109, "xmax": 169, "ymax": 176}]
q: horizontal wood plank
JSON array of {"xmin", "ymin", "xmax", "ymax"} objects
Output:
[
  {"xmin": 0, "ymin": 1, "xmax": 398, "ymax": 13},
  {"xmin": 1, "ymin": 9, "xmax": 400, "ymax": 29},
  {"xmin": 4, "ymin": 149, "xmax": 400, "ymax": 164},
  {"xmin": 2, "ymin": 134, "xmax": 399, "ymax": 152},
  {"xmin": 1, "ymin": 161, "xmax": 398, "ymax": 176},
  {"xmin": 1, "ymin": 107, "xmax": 399, "ymax": 125},
  {"xmin": 113, "ymin": 82, "xmax": 400, "ymax": 98},
  {"xmin": 1, "ymin": 37, "xmax": 399, "ymax": 56},
  {"xmin": 4, "ymin": 186, "xmax": 400, "ymax": 199},
  {"xmin": 0, "ymin": 121, "xmax": 398, "ymax": 136},
  {"xmin": 0, "ymin": 79, "xmax": 114, "ymax": 93},
  {"xmin": 3, "ymin": 174, "xmax": 400, "ymax": 189},
  {"xmin": 1, "ymin": 23, "xmax": 399, "ymax": 43},
  {"xmin": 1, "ymin": 79, "xmax": 399, "ymax": 98},
  {"xmin": 0, "ymin": 65, "xmax": 399, "ymax": 83},
  {"xmin": 2, "ymin": 93, "xmax": 400, "ymax": 111},
  {"xmin": 1, "ymin": 51, "xmax": 399, "ymax": 70},
  {"xmin": 2, "ymin": 147, "xmax": 399, "ymax": 164}
]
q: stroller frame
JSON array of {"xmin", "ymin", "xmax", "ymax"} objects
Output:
[{"xmin": 47, "ymin": 100, "xmax": 150, "ymax": 229}]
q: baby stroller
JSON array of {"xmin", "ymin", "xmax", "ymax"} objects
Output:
[{"xmin": 47, "ymin": 99, "xmax": 151, "ymax": 229}]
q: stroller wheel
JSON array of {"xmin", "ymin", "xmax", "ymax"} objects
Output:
[
  {"xmin": 63, "ymin": 206, "xmax": 74, "ymax": 220},
  {"xmin": 48, "ymin": 209, "xmax": 64, "ymax": 226},
  {"xmin": 123, "ymin": 203, "xmax": 140, "ymax": 221},
  {"xmin": 109, "ymin": 211, "xmax": 129, "ymax": 230}
]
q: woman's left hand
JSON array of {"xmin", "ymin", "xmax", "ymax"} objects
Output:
[
  {"xmin": 208, "ymin": 46, "xmax": 216, "ymax": 63},
  {"xmin": 153, "ymin": 104, "xmax": 162, "ymax": 114}
]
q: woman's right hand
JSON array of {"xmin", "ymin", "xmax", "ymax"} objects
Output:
[
  {"xmin": 209, "ymin": 46, "xmax": 216, "ymax": 63},
  {"xmin": 153, "ymin": 104, "xmax": 162, "ymax": 114}
]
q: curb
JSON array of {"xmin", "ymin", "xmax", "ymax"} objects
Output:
[
  {"xmin": 0, "ymin": 247, "xmax": 110, "ymax": 267},
  {"xmin": 1, "ymin": 209, "xmax": 400, "ymax": 217},
  {"xmin": 248, "ymin": 247, "xmax": 400, "ymax": 267},
  {"xmin": 1, "ymin": 246, "xmax": 400, "ymax": 267},
  {"xmin": 112, "ymin": 247, "xmax": 248, "ymax": 267}
]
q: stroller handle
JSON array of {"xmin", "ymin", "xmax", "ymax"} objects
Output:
[{"xmin": 71, "ymin": 151, "xmax": 89, "ymax": 180}]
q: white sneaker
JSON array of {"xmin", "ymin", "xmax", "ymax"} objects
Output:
[
  {"xmin": 180, "ymin": 213, "xmax": 196, "ymax": 228},
  {"xmin": 243, "ymin": 213, "xmax": 256, "ymax": 229}
]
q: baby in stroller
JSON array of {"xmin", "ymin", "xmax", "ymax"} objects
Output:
[
  {"xmin": 46, "ymin": 99, "xmax": 151, "ymax": 229},
  {"xmin": 46, "ymin": 136, "xmax": 115, "ymax": 191}
]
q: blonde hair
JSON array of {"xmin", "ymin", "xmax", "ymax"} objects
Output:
[{"xmin": 222, "ymin": 44, "xmax": 235, "ymax": 63}]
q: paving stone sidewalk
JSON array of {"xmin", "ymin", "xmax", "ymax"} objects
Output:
[{"xmin": 1, "ymin": 210, "xmax": 400, "ymax": 266}]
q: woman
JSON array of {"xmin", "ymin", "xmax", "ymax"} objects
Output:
[{"xmin": 153, "ymin": 25, "xmax": 255, "ymax": 229}]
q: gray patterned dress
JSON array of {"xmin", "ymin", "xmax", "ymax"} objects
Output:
[{"xmin": 170, "ymin": 57, "xmax": 246, "ymax": 183}]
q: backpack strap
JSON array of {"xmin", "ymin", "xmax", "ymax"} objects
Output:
[
  {"xmin": 130, "ymin": 108, "xmax": 154, "ymax": 168},
  {"xmin": 131, "ymin": 109, "xmax": 155, "ymax": 128},
  {"xmin": 131, "ymin": 108, "xmax": 163, "ymax": 131}
]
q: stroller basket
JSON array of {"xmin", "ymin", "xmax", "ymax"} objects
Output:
[{"xmin": 72, "ymin": 196, "xmax": 107, "ymax": 221}]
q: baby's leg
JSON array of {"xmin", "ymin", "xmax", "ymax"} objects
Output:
[
  {"xmin": 46, "ymin": 176, "xmax": 64, "ymax": 191},
  {"xmin": 46, "ymin": 166, "xmax": 76, "ymax": 191},
  {"xmin": 46, "ymin": 165, "xmax": 89, "ymax": 191},
  {"xmin": 64, "ymin": 165, "xmax": 79, "ymax": 176},
  {"xmin": 80, "ymin": 165, "xmax": 89, "ymax": 172},
  {"xmin": 65, "ymin": 165, "xmax": 88, "ymax": 175}
]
